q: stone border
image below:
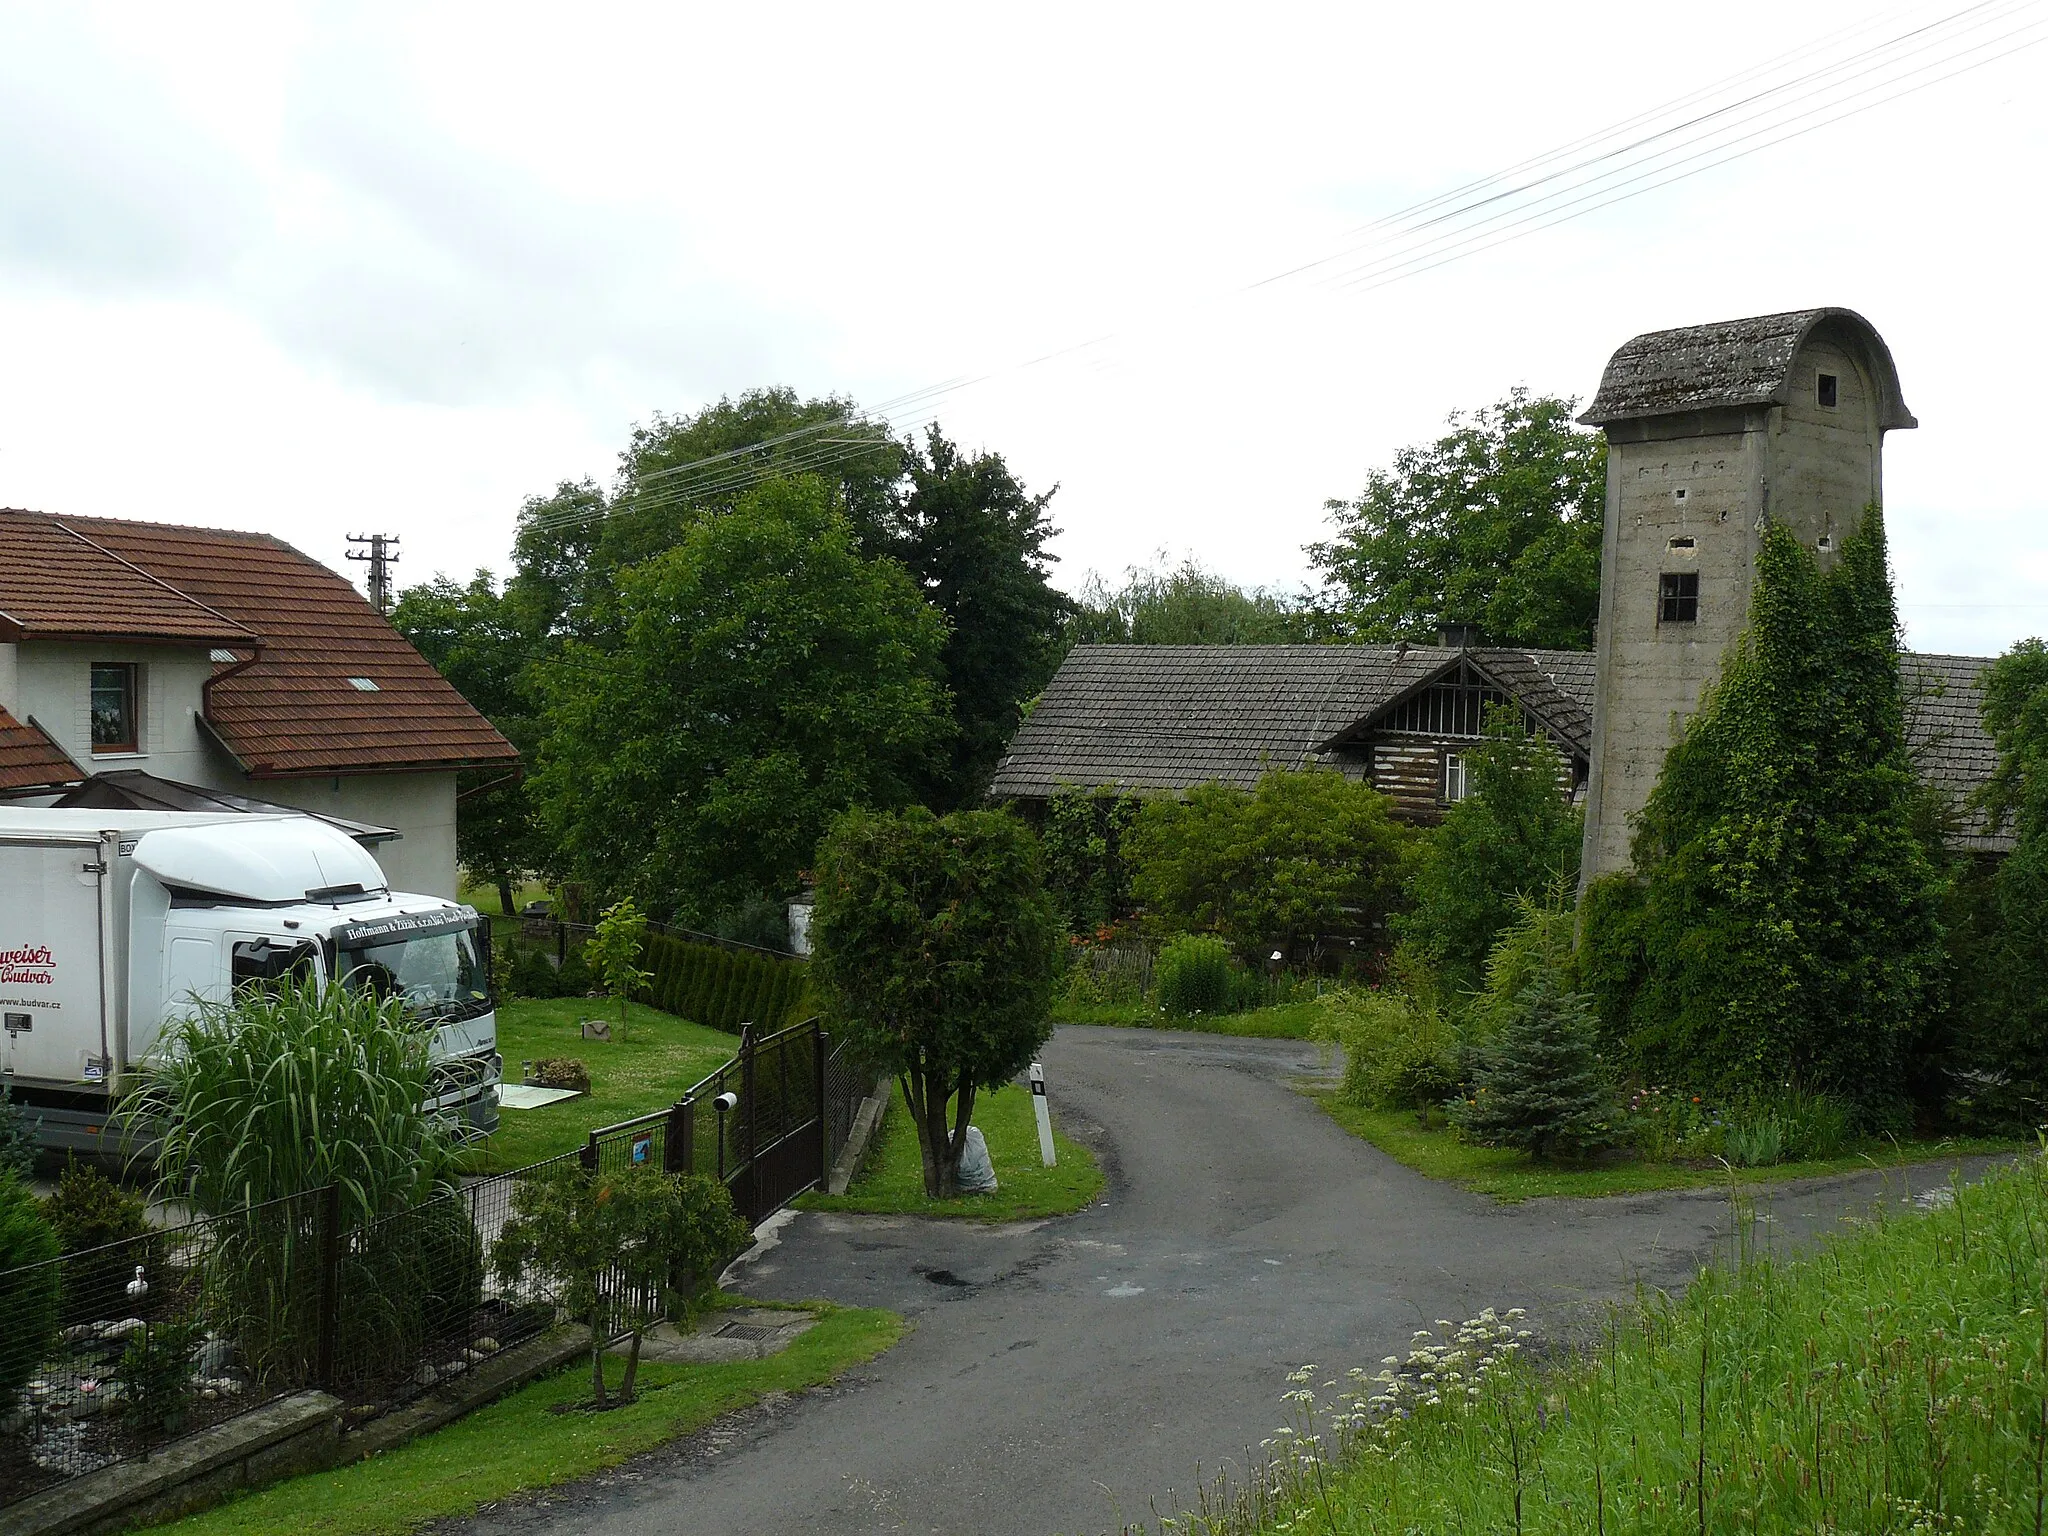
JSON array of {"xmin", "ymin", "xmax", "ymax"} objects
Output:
[
  {"xmin": 827, "ymin": 1075, "xmax": 892, "ymax": 1195},
  {"xmin": 0, "ymin": 1327, "xmax": 592, "ymax": 1536}
]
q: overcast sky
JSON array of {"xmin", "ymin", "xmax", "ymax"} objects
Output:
[{"xmin": 1, "ymin": 2, "xmax": 2044, "ymax": 655}]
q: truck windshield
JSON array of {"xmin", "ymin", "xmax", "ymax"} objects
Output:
[{"xmin": 338, "ymin": 924, "xmax": 489, "ymax": 1021}]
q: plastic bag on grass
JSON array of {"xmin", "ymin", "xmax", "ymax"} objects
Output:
[{"xmin": 957, "ymin": 1125, "xmax": 998, "ymax": 1194}]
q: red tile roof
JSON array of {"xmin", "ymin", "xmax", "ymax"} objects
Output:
[
  {"xmin": 9, "ymin": 511, "xmax": 517, "ymax": 779},
  {"xmin": 0, "ymin": 509, "xmax": 254, "ymax": 646},
  {"xmin": 0, "ymin": 706, "xmax": 82, "ymax": 792}
]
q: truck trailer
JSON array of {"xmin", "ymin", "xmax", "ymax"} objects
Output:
[{"xmin": 0, "ymin": 807, "xmax": 500, "ymax": 1155}]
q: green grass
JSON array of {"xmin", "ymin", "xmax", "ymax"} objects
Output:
[
  {"xmin": 151, "ymin": 1303, "xmax": 903, "ymax": 1536},
  {"xmin": 800, "ymin": 1079, "xmax": 1104, "ymax": 1221},
  {"xmin": 1311, "ymin": 1087, "xmax": 2019, "ymax": 1202},
  {"xmin": 468, "ymin": 999, "xmax": 739, "ymax": 1173},
  {"xmin": 1052, "ymin": 999, "xmax": 1325, "ymax": 1038},
  {"xmin": 457, "ymin": 873, "xmax": 550, "ymax": 917},
  {"xmin": 1202, "ymin": 1152, "xmax": 2048, "ymax": 1536}
]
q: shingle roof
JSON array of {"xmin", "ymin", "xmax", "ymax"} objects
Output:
[
  {"xmin": 19, "ymin": 512, "xmax": 518, "ymax": 779},
  {"xmin": 1902, "ymin": 652, "xmax": 2010, "ymax": 854},
  {"xmin": 1579, "ymin": 307, "xmax": 1915, "ymax": 430},
  {"xmin": 995, "ymin": 644, "xmax": 2008, "ymax": 853},
  {"xmin": 0, "ymin": 509, "xmax": 254, "ymax": 646},
  {"xmin": 0, "ymin": 706, "xmax": 82, "ymax": 792},
  {"xmin": 989, "ymin": 644, "xmax": 1595, "ymax": 800}
]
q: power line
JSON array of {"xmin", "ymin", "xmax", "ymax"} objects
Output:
[{"xmin": 508, "ymin": 0, "xmax": 2046, "ymax": 542}]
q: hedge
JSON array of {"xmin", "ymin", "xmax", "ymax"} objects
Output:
[{"xmin": 636, "ymin": 933, "xmax": 811, "ymax": 1035}]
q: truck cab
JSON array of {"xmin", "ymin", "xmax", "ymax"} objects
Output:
[{"xmin": 0, "ymin": 808, "xmax": 501, "ymax": 1155}]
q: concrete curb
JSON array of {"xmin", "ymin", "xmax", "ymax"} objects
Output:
[
  {"xmin": 0, "ymin": 1391, "xmax": 342, "ymax": 1536},
  {"xmin": 827, "ymin": 1075, "xmax": 892, "ymax": 1195},
  {"xmin": 0, "ymin": 1326, "xmax": 593, "ymax": 1536}
]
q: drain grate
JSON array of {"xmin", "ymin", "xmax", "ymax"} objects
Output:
[{"xmin": 716, "ymin": 1323, "xmax": 776, "ymax": 1342}]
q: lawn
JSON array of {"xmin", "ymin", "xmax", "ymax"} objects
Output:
[
  {"xmin": 152, "ymin": 1302, "xmax": 902, "ymax": 1536},
  {"xmin": 1052, "ymin": 998, "xmax": 1325, "ymax": 1038},
  {"xmin": 468, "ymin": 998, "xmax": 740, "ymax": 1173},
  {"xmin": 800, "ymin": 1079, "xmax": 1104, "ymax": 1221},
  {"xmin": 1222, "ymin": 1153, "xmax": 2048, "ymax": 1535},
  {"xmin": 1310, "ymin": 1086, "xmax": 2020, "ymax": 1202}
]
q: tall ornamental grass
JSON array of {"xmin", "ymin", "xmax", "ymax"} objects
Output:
[
  {"xmin": 1146, "ymin": 1154, "xmax": 2048, "ymax": 1535},
  {"xmin": 129, "ymin": 976, "xmax": 459, "ymax": 1224},
  {"xmin": 124, "ymin": 979, "xmax": 473, "ymax": 1385}
]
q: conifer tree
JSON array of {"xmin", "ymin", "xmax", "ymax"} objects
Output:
[
  {"xmin": 1450, "ymin": 975, "xmax": 1612, "ymax": 1160},
  {"xmin": 1615, "ymin": 507, "xmax": 1944, "ymax": 1118}
]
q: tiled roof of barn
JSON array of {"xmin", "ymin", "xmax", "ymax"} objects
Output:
[
  {"xmin": 988, "ymin": 643, "xmax": 1596, "ymax": 800},
  {"xmin": 12, "ymin": 511, "xmax": 517, "ymax": 779},
  {"xmin": 0, "ymin": 509, "xmax": 254, "ymax": 646},
  {"xmin": 1902, "ymin": 652, "xmax": 2011, "ymax": 854},
  {"xmin": 995, "ymin": 644, "xmax": 2007, "ymax": 852},
  {"xmin": 1579, "ymin": 307, "xmax": 1916, "ymax": 429},
  {"xmin": 0, "ymin": 707, "xmax": 82, "ymax": 792}
]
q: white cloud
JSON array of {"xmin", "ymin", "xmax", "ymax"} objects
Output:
[{"xmin": 0, "ymin": 0, "xmax": 2042, "ymax": 655}]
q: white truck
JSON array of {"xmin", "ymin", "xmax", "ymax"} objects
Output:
[{"xmin": 0, "ymin": 807, "xmax": 500, "ymax": 1155}]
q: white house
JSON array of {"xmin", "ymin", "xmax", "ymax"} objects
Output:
[{"xmin": 0, "ymin": 509, "xmax": 517, "ymax": 897}]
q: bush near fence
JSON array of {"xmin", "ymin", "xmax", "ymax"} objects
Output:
[{"xmin": 637, "ymin": 933, "xmax": 810, "ymax": 1035}]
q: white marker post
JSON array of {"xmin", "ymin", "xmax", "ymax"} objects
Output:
[{"xmin": 1029, "ymin": 1060, "xmax": 1056, "ymax": 1167}]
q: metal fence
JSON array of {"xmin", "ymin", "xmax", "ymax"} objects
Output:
[
  {"xmin": 1, "ymin": 1021, "xmax": 878, "ymax": 1508},
  {"xmin": 580, "ymin": 1017, "xmax": 873, "ymax": 1225},
  {"xmin": 0, "ymin": 1188, "xmax": 328, "ymax": 1500}
]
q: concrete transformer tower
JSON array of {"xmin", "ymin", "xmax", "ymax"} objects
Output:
[{"xmin": 1577, "ymin": 308, "xmax": 1916, "ymax": 883}]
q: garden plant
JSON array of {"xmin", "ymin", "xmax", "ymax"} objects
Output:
[
  {"xmin": 490, "ymin": 1163, "xmax": 750, "ymax": 1408},
  {"xmin": 811, "ymin": 805, "xmax": 1060, "ymax": 1198}
]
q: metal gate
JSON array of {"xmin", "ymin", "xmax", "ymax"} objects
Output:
[{"xmin": 580, "ymin": 1018, "xmax": 872, "ymax": 1225}]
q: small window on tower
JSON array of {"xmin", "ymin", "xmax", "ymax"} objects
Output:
[
  {"xmin": 1817, "ymin": 373, "xmax": 1839, "ymax": 409},
  {"xmin": 1660, "ymin": 572, "xmax": 1699, "ymax": 623}
]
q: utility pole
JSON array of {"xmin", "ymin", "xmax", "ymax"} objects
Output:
[{"xmin": 345, "ymin": 533, "xmax": 401, "ymax": 614}]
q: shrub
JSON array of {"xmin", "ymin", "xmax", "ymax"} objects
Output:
[
  {"xmin": 492, "ymin": 1164, "xmax": 750, "ymax": 1406},
  {"xmin": 1450, "ymin": 976, "xmax": 1616, "ymax": 1160},
  {"xmin": 1315, "ymin": 980, "xmax": 1458, "ymax": 1112},
  {"xmin": 1127, "ymin": 766, "xmax": 1408, "ymax": 959},
  {"xmin": 636, "ymin": 933, "xmax": 811, "ymax": 1034},
  {"xmin": 1155, "ymin": 934, "xmax": 1233, "ymax": 1016},
  {"xmin": 1398, "ymin": 710, "xmax": 1583, "ymax": 995},
  {"xmin": 554, "ymin": 946, "xmax": 596, "ymax": 997},
  {"xmin": 1042, "ymin": 786, "xmax": 1140, "ymax": 936},
  {"xmin": 531, "ymin": 1057, "xmax": 591, "ymax": 1094},
  {"xmin": 42, "ymin": 1160, "xmax": 155, "ymax": 1311},
  {"xmin": 0, "ymin": 1170, "xmax": 60, "ymax": 1401},
  {"xmin": 0, "ymin": 1083, "xmax": 39, "ymax": 1178},
  {"xmin": 506, "ymin": 945, "xmax": 563, "ymax": 999},
  {"xmin": 116, "ymin": 1317, "xmax": 202, "ymax": 1434}
]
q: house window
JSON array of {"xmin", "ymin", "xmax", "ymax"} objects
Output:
[
  {"xmin": 1659, "ymin": 572, "xmax": 1699, "ymax": 624},
  {"xmin": 1443, "ymin": 752, "xmax": 1468, "ymax": 804},
  {"xmin": 1817, "ymin": 373, "xmax": 1838, "ymax": 409},
  {"xmin": 90, "ymin": 663, "xmax": 139, "ymax": 753}
]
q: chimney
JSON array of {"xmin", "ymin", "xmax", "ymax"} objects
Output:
[{"xmin": 1437, "ymin": 622, "xmax": 1482, "ymax": 649}]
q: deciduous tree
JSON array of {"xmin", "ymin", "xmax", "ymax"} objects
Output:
[
  {"xmin": 533, "ymin": 475, "xmax": 950, "ymax": 924},
  {"xmin": 1309, "ymin": 390, "xmax": 1604, "ymax": 649}
]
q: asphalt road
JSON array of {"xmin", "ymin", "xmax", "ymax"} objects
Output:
[{"xmin": 447, "ymin": 1025, "xmax": 2000, "ymax": 1536}]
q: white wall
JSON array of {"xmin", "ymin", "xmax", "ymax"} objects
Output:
[
  {"xmin": 252, "ymin": 771, "xmax": 459, "ymax": 899},
  {"xmin": 9, "ymin": 640, "xmax": 219, "ymax": 780}
]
